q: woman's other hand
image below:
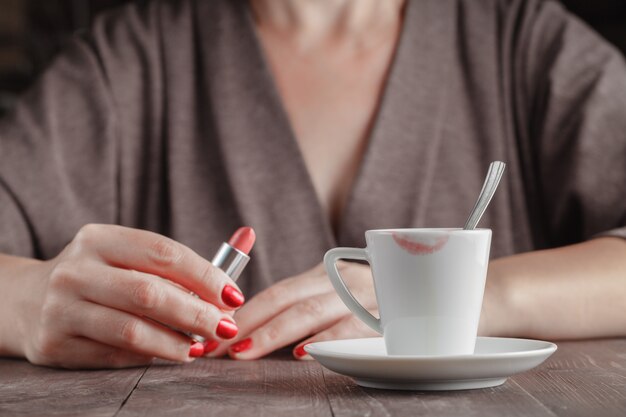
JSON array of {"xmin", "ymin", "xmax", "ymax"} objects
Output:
[
  {"xmin": 207, "ymin": 262, "xmax": 379, "ymax": 360},
  {"xmin": 15, "ymin": 224, "xmax": 244, "ymax": 368}
]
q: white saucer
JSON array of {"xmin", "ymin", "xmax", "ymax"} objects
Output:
[{"xmin": 305, "ymin": 336, "xmax": 557, "ymax": 391}]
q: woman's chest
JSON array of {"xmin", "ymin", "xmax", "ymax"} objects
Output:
[{"xmin": 256, "ymin": 31, "xmax": 401, "ymax": 231}]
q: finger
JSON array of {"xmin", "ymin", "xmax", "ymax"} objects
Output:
[
  {"xmin": 292, "ymin": 312, "xmax": 380, "ymax": 361},
  {"xmin": 200, "ymin": 309, "xmax": 236, "ymax": 357},
  {"xmin": 75, "ymin": 263, "xmax": 239, "ymax": 342},
  {"xmin": 71, "ymin": 224, "xmax": 244, "ymax": 310},
  {"xmin": 64, "ymin": 300, "xmax": 200, "ymax": 363},
  {"xmin": 230, "ymin": 262, "xmax": 372, "ymax": 339},
  {"xmin": 225, "ymin": 272, "xmax": 333, "ymax": 338},
  {"xmin": 53, "ymin": 337, "xmax": 155, "ymax": 369},
  {"xmin": 208, "ymin": 263, "xmax": 374, "ymax": 358},
  {"xmin": 226, "ymin": 291, "xmax": 356, "ymax": 360}
]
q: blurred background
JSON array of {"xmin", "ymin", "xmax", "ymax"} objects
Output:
[{"xmin": 0, "ymin": 0, "xmax": 625, "ymax": 118}]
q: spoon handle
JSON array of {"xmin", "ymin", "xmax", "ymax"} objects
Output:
[{"xmin": 464, "ymin": 161, "xmax": 506, "ymax": 230}]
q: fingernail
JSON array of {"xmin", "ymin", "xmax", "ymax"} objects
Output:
[
  {"xmin": 230, "ymin": 338, "xmax": 253, "ymax": 354},
  {"xmin": 294, "ymin": 344, "xmax": 309, "ymax": 358},
  {"xmin": 216, "ymin": 319, "xmax": 239, "ymax": 339},
  {"xmin": 203, "ymin": 340, "xmax": 220, "ymax": 354},
  {"xmin": 221, "ymin": 285, "xmax": 245, "ymax": 308},
  {"xmin": 189, "ymin": 342, "xmax": 204, "ymax": 358}
]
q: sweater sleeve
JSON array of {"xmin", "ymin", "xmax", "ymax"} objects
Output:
[
  {"xmin": 520, "ymin": 0, "xmax": 626, "ymax": 246},
  {"xmin": 0, "ymin": 33, "xmax": 119, "ymax": 259}
]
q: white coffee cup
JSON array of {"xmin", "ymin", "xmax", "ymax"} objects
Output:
[{"xmin": 324, "ymin": 228, "xmax": 491, "ymax": 356}]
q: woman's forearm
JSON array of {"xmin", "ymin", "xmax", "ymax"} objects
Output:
[
  {"xmin": 481, "ymin": 237, "xmax": 626, "ymax": 340},
  {"xmin": 0, "ymin": 254, "xmax": 44, "ymax": 357}
]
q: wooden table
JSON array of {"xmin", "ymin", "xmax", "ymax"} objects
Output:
[{"xmin": 1, "ymin": 339, "xmax": 625, "ymax": 416}]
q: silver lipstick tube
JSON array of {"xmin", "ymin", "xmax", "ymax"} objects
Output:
[
  {"xmin": 210, "ymin": 242, "xmax": 250, "ymax": 282},
  {"xmin": 188, "ymin": 243, "xmax": 250, "ymax": 343}
]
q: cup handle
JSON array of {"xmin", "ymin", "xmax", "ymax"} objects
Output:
[{"xmin": 324, "ymin": 247, "xmax": 382, "ymax": 334}]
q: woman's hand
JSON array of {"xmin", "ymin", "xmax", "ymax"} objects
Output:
[
  {"xmin": 207, "ymin": 262, "xmax": 379, "ymax": 360},
  {"xmin": 15, "ymin": 224, "xmax": 244, "ymax": 369}
]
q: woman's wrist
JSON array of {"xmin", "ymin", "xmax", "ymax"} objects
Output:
[
  {"xmin": 0, "ymin": 254, "xmax": 45, "ymax": 357},
  {"xmin": 479, "ymin": 256, "xmax": 530, "ymax": 338}
]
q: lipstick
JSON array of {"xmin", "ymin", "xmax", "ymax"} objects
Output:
[
  {"xmin": 212, "ymin": 227, "xmax": 256, "ymax": 281},
  {"xmin": 188, "ymin": 227, "xmax": 256, "ymax": 346}
]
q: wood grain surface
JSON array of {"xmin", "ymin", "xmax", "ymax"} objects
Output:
[
  {"xmin": 0, "ymin": 358, "xmax": 145, "ymax": 416},
  {"xmin": 1, "ymin": 340, "xmax": 625, "ymax": 417}
]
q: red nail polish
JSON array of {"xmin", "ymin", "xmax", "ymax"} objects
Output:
[
  {"xmin": 294, "ymin": 344, "xmax": 309, "ymax": 358},
  {"xmin": 189, "ymin": 342, "xmax": 204, "ymax": 358},
  {"xmin": 221, "ymin": 285, "xmax": 245, "ymax": 308},
  {"xmin": 216, "ymin": 319, "xmax": 239, "ymax": 339},
  {"xmin": 203, "ymin": 340, "xmax": 220, "ymax": 354},
  {"xmin": 230, "ymin": 338, "xmax": 253, "ymax": 353}
]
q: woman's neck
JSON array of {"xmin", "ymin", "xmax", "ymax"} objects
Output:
[{"xmin": 249, "ymin": 0, "xmax": 406, "ymax": 51}]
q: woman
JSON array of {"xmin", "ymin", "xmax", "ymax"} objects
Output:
[{"xmin": 0, "ymin": 0, "xmax": 624, "ymax": 368}]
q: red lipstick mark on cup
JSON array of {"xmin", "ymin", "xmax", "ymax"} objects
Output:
[{"xmin": 391, "ymin": 233, "xmax": 449, "ymax": 255}]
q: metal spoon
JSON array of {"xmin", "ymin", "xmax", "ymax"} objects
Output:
[{"xmin": 463, "ymin": 161, "xmax": 506, "ymax": 230}]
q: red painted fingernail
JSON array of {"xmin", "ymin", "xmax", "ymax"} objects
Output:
[
  {"xmin": 189, "ymin": 342, "xmax": 204, "ymax": 358},
  {"xmin": 221, "ymin": 285, "xmax": 245, "ymax": 308},
  {"xmin": 216, "ymin": 319, "xmax": 239, "ymax": 339},
  {"xmin": 203, "ymin": 340, "xmax": 220, "ymax": 354},
  {"xmin": 230, "ymin": 338, "xmax": 253, "ymax": 353},
  {"xmin": 294, "ymin": 344, "xmax": 309, "ymax": 358}
]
